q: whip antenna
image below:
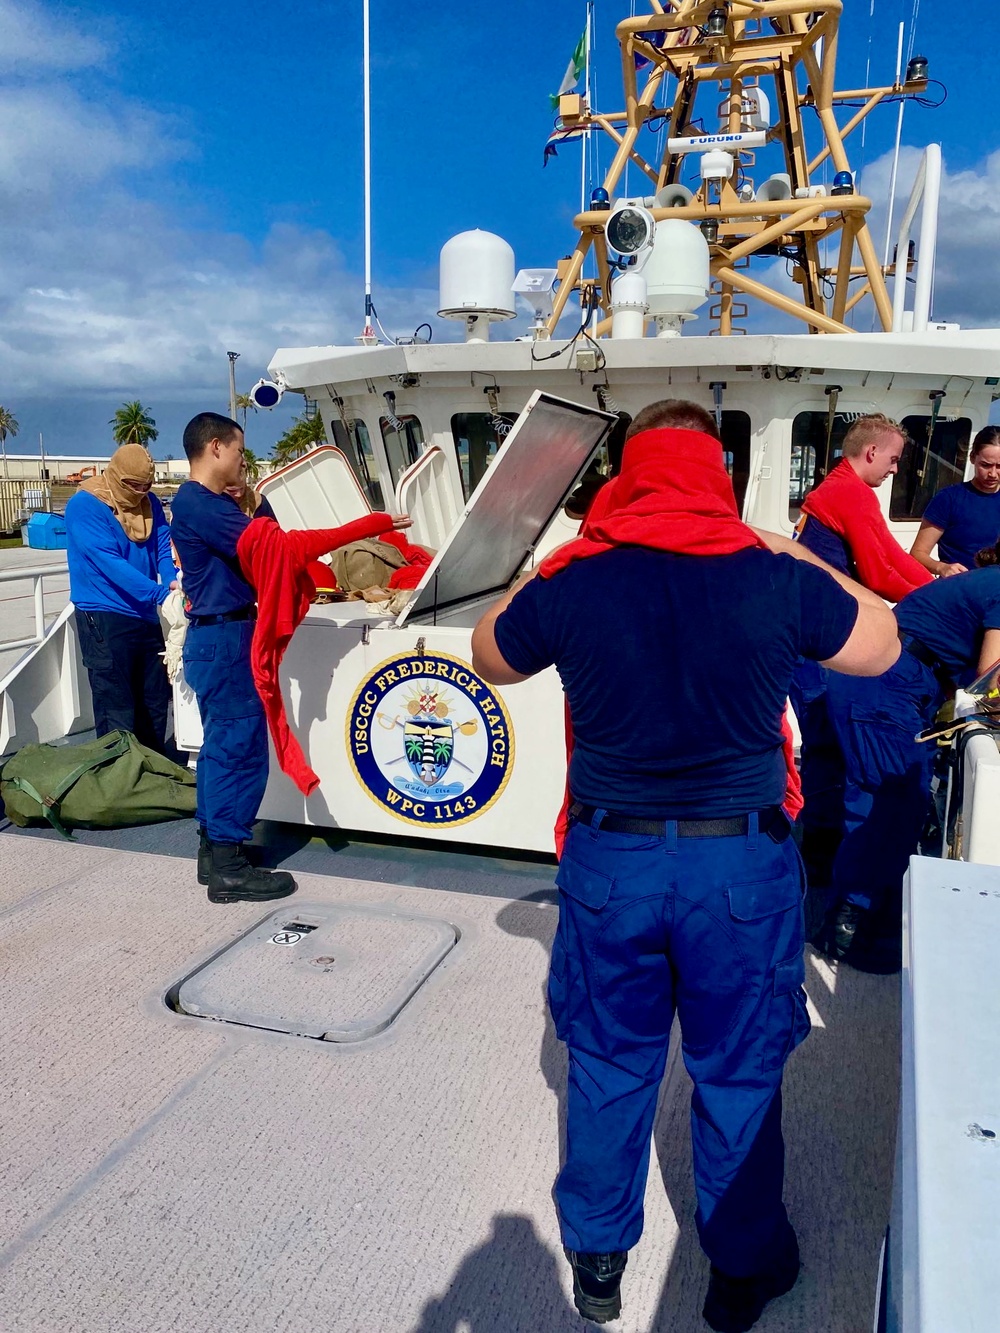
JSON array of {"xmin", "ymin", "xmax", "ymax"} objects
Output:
[{"xmin": 358, "ymin": 0, "xmax": 378, "ymax": 345}]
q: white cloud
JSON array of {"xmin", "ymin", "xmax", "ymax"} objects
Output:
[
  {"xmin": 860, "ymin": 146, "xmax": 1000, "ymax": 329},
  {"xmin": 0, "ymin": 0, "xmax": 106, "ymax": 72},
  {"xmin": 0, "ymin": 87, "xmax": 183, "ymax": 203},
  {"xmin": 1, "ymin": 197, "xmax": 440, "ymax": 394}
]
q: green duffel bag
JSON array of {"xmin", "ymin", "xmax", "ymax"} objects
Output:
[{"xmin": 0, "ymin": 730, "xmax": 196, "ymax": 838}]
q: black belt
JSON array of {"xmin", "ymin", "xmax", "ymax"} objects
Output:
[
  {"xmin": 188, "ymin": 605, "xmax": 257, "ymax": 627},
  {"xmin": 898, "ymin": 631, "xmax": 953, "ymax": 688},
  {"xmin": 568, "ymin": 802, "xmax": 790, "ymax": 842}
]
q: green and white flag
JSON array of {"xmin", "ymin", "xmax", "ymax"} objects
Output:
[{"xmin": 550, "ymin": 29, "xmax": 587, "ymax": 109}]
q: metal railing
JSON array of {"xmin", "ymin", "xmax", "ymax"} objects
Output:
[
  {"xmin": 891, "ymin": 142, "xmax": 942, "ymax": 333},
  {"xmin": 0, "ymin": 563, "xmax": 70, "ymax": 654}
]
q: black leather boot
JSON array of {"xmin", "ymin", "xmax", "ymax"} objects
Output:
[
  {"xmin": 206, "ymin": 843, "xmax": 297, "ymax": 904},
  {"xmin": 564, "ymin": 1249, "xmax": 628, "ymax": 1324},
  {"xmin": 197, "ymin": 828, "xmax": 211, "ymax": 886},
  {"xmin": 703, "ymin": 1234, "xmax": 800, "ymax": 1332}
]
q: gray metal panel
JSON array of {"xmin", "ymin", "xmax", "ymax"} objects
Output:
[
  {"xmin": 177, "ymin": 902, "xmax": 457, "ymax": 1042},
  {"xmin": 398, "ymin": 390, "xmax": 614, "ymax": 626},
  {"xmin": 886, "ymin": 856, "xmax": 1000, "ymax": 1331}
]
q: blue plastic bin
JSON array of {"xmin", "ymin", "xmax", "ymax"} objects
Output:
[{"xmin": 25, "ymin": 512, "xmax": 68, "ymax": 550}]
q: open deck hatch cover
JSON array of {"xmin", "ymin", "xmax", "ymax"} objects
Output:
[
  {"xmin": 397, "ymin": 390, "xmax": 615, "ymax": 626},
  {"xmin": 176, "ymin": 903, "xmax": 457, "ymax": 1041}
]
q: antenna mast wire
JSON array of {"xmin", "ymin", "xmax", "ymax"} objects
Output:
[
  {"xmin": 882, "ymin": 20, "xmax": 906, "ymax": 269},
  {"xmin": 362, "ymin": 0, "xmax": 375, "ymax": 337}
]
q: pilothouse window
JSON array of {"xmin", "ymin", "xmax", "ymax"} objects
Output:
[
  {"xmin": 380, "ymin": 415, "xmax": 424, "ymax": 483},
  {"xmin": 330, "ymin": 418, "xmax": 385, "ymax": 509},
  {"xmin": 720, "ymin": 412, "xmax": 752, "ymax": 517},
  {"xmin": 890, "ymin": 416, "xmax": 972, "ymax": 521},
  {"xmin": 788, "ymin": 411, "xmax": 859, "ymax": 521},
  {"xmin": 451, "ymin": 413, "xmax": 517, "ymax": 499}
]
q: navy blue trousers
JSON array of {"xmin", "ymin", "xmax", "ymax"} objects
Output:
[
  {"xmin": 183, "ymin": 620, "xmax": 269, "ymax": 845},
  {"xmin": 550, "ymin": 814, "xmax": 809, "ymax": 1277},
  {"xmin": 825, "ymin": 652, "xmax": 941, "ymax": 913},
  {"xmin": 789, "ymin": 659, "xmax": 845, "ymax": 835},
  {"xmin": 77, "ymin": 609, "xmax": 171, "ymax": 755}
]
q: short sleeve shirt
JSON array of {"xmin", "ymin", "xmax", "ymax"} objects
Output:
[
  {"xmin": 493, "ymin": 546, "xmax": 858, "ymax": 818},
  {"xmin": 922, "ymin": 483, "xmax": 1000, "ymax": 572},
  {"xmin": 895, "ymin": 566, "xmax": 1000, "ymax": 679},
  {"xmin": 170, "ymin": 482, "xmax": 253, "ymax": 616}
]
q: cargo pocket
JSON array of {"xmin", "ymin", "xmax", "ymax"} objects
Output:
[
  {"xmin": 555, "ymin": 851, "xmax": 614, "ymax": 912},
  {"xmin": 763, "ymin": 949, "xmax": 811, "ymax": 1072},
  {"xmin": 843, "ymin": 704, "xmax": 920, "ymax": 785},
  {"xmin": 727, "ymin": 869, "xmax": 802, "ymax": 923},
  {"xmin": 548, "ymin": 851, "xmax": 615, "ymax": 1042},
  {"xmin": 181, "ymin": 638, "xmax": 216, "ymax": 698}
]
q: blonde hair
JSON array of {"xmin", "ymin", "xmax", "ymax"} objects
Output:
[{"xmin": 842, "ymin": 413, "xmax": 908, "ymax": 458}]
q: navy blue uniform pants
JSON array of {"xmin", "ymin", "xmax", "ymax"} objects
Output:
[
  {"xmin": 789, "ymin": 659, "xmax": 846, "ymax": 836},
  {"xmin": 76, "ymin": 609, "xmax": 171, "ymax": 756},
  {"xmin": 825, "ymin": 652, "xmax": 941, "ymax": 914},
  {"xmin": 183, "ymin": 620, "xmax": 269, "ymax": 845},
  {"xmin": 550, "ymin": 813, "xmax": 809, "ymax": 1277}
]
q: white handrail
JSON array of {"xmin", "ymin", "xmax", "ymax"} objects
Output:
[
  {"xmin": 0, "ymin": 563, "xmax": 69, "ymax": 654},
  {"xmin": 891, "ymin": 143, "xmax": 942, "ymax": 333}
]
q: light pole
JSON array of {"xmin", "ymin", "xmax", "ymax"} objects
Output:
[{"xmin": 227, "ymin": 351, "xmax": 240, "ymax": 423}]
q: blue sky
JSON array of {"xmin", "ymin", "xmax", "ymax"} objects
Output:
[{"xmin": 0, "ymin": 0, "xmax": 995, "ymax": 459}]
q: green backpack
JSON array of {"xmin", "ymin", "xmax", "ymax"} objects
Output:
[{"xmin": 1, "ymin": 730, "xmax": 196, "ymax": 839}]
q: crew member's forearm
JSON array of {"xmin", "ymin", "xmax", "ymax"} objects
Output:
[{"xmin": 752, "ymin": 528, "xmax": 887, "ymax": 609}]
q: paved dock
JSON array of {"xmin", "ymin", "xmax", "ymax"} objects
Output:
[{"xmin": 0, "ymin": 826, "xmax": 898, "ymax": 1332}]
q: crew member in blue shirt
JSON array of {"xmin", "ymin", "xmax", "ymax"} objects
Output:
[
  {"xmin": 471, "ymin": 399, "xmax": 899, "ymax": 1332},
  {"xmin": 170, "ymin": 413, "xmax": 296, "ymax": 905},
  {"xmin": 65, "ymin": 443, "xmax": 179, "ymax": 757},
  {"xmin": 910, "ymin": 426, "xmax": 1000, "ymax": 577},
  {"xmin": 818, "ymin": 544, "xmax": 1000, "ymax": 972}
]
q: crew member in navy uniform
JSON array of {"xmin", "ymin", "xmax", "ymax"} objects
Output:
[
  {"xmin": 910, "ymin": 426, "xmax": 1000, "ymax": 578},
  {"xmin": 791, "ymin": 413, "xmax": 932, "ymax": 922},
  {"xmin": 170, "ymin": 413, "xmax": 296, "ymax": 905},
  {"xmin": 471, "ymin": 400, "xmax": 899, "ymax": 1331},
  {"xmin": 817, "ymin": 539, "xmax": 1000, "ymax": 972}
]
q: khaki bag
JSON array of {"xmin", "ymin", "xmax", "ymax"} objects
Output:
[
  {"xmin": 1, "ymin": 730, "xmax": 196, "ymax": 839},
  {"xmin": 330, "ymin": 538, "xmax": 408, "ymax": 592}
]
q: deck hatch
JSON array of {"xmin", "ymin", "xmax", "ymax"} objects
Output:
[
  {"xmin": 397, "ymin": 390, "xmax": 615, "ymax": 626},
  {"xmin": 176, "ymin": 902, "xmax": 457, "ymax": 1041}
]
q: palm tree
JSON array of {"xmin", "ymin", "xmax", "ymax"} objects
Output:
[
  {"xmin": 242, "ymin": 447, "xmax": 262, "ymax": 483},
  {"xmin": 0, "ymin": 405, "xmax": 19, "ymax": 480},
  {"xmin": 235, "ymin": 393, "xmax": 255, "ymax": 431},
  {"xmin": 270, "ymin": 411, "xmax": 327, "ymax": 467},
  {"xmin": 110, "ymin": 401, "xmax": 158, "ymax": 449}
]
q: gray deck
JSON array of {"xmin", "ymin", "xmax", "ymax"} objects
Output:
[{"xmin": 0, "ymin": 829, "xmax": 898, "ymax": 1331}]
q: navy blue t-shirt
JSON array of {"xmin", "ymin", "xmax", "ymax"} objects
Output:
[
  {"xmin": 895, "ymin": 566, "xmax": 1000, "ymax": 679},
  {"xmin": 922, "ymin": 482, "xmax": 1000, "ymax": 571},
  {"xmin": 493, "ymin": 547, "xmax": 858, "ymax": 818},
  {"xmin": 170, "ymin": 482, "xmax": 254, "ymax": 616}
]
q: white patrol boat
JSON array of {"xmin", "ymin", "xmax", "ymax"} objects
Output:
[{"xmin": 2, "ymin": 3, "xmax": 1000, "ymax": 1328}]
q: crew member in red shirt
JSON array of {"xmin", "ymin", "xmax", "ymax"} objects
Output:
[{"xmin": 790, "ymin": 414, "xmax": 933, "ymax": 919}]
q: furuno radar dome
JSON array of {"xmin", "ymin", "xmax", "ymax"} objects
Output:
[{"xmin": 438, "ymin": 230, "xmax": 516, "ymax": 342}]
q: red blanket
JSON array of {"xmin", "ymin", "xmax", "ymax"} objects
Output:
[
  {"xmin": 237, "ymin": 514, "xmax": 395, "ymax": 795},
  {"xmin": 801, "ymin": 458, "xmax": 932, "ymax": 601},
  {"xmin": 539, "ymin": 426, "xmax": 803, "ymax": 852},
  {"xmin": 382, "ymin": 530, "xmax": 434, "ymax": 590}
]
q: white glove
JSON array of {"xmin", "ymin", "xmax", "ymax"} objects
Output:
[{"xmin": 158, "ymin": 588, "xmax": 188, "ymax": 684}]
